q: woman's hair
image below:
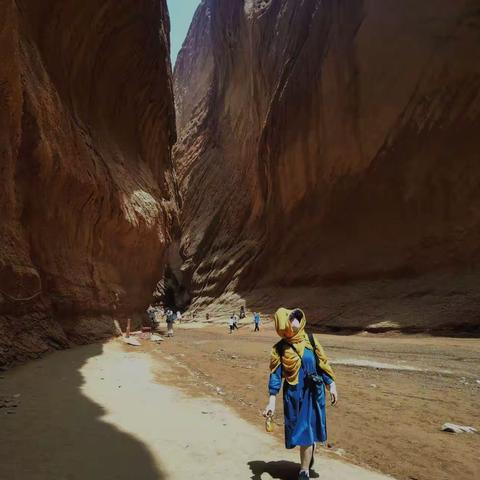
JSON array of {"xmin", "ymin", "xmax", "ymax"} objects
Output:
[{"xmin": 289, "ymin": 309, "xmax": 304, "ymax": 321}]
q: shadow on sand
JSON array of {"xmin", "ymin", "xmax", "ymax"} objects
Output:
[
  {"xmin": 248, "ymin": 460, "xmax": 319, "ymax": 480},
  {"xmin": 0, "ymin": 342, "xmax": 165, "ymax": 480}
]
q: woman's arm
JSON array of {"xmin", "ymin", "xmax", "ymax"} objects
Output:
[
  {"xmin": 321, "ymin": 372, "xmax": 338, "ymax": 406},
  {"xmin": 311, "ymin": 334, "xmax": 338, "ymax": 405},
  {"xmin": 263, "ymin": 364, "xmax": 282, "ymax": 416},
  {"xmin": 321, "ymin": 372, "xmax": 334, "ymax": 385},
  {"xmin": 326, "ymin": 381, "xmax": 338, "ymax": 406},
  {"xmin": 263, "ymin": 394, "xmax": 277, "ymax": 417}
]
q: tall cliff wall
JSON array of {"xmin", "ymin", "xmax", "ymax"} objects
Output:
[
  {"xmin": 0, "ymin": 0, "xmax": 178, "ymax": 365},
  {"xmin": 174, "ymin": 0, "xmax": 480, "ymax": 332}
]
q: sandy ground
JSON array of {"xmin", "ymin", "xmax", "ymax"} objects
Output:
[
  {"xmin": 153, "ymin": 322, "xmax": 480, "ymax": 480},
  {"xmin": 0, "ymin": 339, "xmax": 393, "ymax": 480}
]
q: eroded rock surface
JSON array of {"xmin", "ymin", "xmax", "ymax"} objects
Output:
[
  {"xmin": 174, "ymin": 0, "xmax": 480, "ymax": 332},
  {"xmin": 0, "ymin": 0, "xmax": 177, "ymax": 365}
]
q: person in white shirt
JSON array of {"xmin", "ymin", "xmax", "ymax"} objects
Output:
[{"xmin": 233, "ymin": 314, "xmax": 239, "ymax": 330}]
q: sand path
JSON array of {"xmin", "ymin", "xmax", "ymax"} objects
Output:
[{"xmin": 0, "ymin": 340, "xmax": 392, "ymax": 480}]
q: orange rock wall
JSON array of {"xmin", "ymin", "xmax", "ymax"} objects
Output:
[
  {"xmin": 174, "ymin": 0, "xmax": 480, "ymax": 331},
  {"xmin": 0, "ymin": 0, "xmax": 178, "ymax": 364}
]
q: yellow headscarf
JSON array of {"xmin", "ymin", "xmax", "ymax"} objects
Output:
[{"xmin": 269, "ymin": 307, "xmax": 335, "ymax": 385}]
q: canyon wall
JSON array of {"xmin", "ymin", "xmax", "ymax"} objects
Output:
[
  {"xmin": 0, "ymin": 0, "xmax": 178, "ymax": 365},
  {"xmin": 174, "ymin": 0, "xmax": 480, "ymax": 332}
]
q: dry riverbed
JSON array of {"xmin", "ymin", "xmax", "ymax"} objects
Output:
[
  {"xmin": 155, "ymin": 323, "xmax": 480, "ymax": 480},
  {"xmin": 0, "ymin": 323, "xmax": 478, "ymax": 479}
]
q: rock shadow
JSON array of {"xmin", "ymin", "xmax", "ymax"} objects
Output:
[{"xmin": 0, "ymin": 342, "xmax": 166, "ymax": 480}]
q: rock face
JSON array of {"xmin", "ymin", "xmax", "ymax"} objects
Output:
[
  {"xmin": 0, "ymin": 0, "xmax": 177, "ymax": 365},
  {"xmin": 174, "ymin": 0, "xmax": 480, "ymax": 332}
]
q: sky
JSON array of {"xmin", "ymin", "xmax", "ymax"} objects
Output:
[{"xmin": 167, "ymin": 0, "xmax": 201, "ymax": 65}]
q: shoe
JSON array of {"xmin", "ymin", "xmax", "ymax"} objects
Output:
[{"xmin": 298, "ymin": 471, "xmax": 309, "ymax": 480}]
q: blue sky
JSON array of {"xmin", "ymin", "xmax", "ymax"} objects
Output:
[{"xmin": 167, "ymin": 0, "xmax": 201, "ymax": 64}]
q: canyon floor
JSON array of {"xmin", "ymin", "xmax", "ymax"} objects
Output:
[{"xmin": 1, "ymin": 323, "xmax": 479, "ymax": 480}]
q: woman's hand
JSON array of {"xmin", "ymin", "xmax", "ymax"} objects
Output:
[
  {"xmin": 327, "ymin": 382, "xmax": 338, "ymax": 406},
  {"xmin": 263, "ymin": 395, "xmax": 276, "ymax": 417}
]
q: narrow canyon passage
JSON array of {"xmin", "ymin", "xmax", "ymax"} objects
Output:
[
  {"xmin": 2, "ymin": 0, "xmax": 479, "ymax": 359},
  {"xmin": 1, "ymin": 1, "xmax": 480, "ymax": 480}
]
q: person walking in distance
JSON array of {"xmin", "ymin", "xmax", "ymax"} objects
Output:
[
  {"xmin": 233, "ymin": 313, "xmax": 240, "ymax": 330},
  {"xmin": 165, "ymin": 309, "xmax": 175, "ymax": 337},
  {"xmin": 229, "ymin": 315, "xmax": 235, "ymax": 334},
  {"xmin": 253, "ymin": 312, "xmax": 261, "ymax": 332},
  {"xmin": 146, "ymin": 304, "xmax": 157, "ymax": 329},
  {"xmin": 263, "ymin": 308, "xmax": 338, "ymax": 480}
]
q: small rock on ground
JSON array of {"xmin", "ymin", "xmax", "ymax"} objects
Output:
[{"xmin": 441, "ymin": 423, "xmax": 477, "ymax": 434}]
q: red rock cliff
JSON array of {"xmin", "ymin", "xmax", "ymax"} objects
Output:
[
  {"xmin": 174, "ymin": 0, "xmax": 480, "ymax": 332},
  {"xmin": 0, "ymin": 0, "xmax": 178, "ymax": 364}
]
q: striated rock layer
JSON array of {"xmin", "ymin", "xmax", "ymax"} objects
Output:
[
  {"xmin": 0, "ymin": 0, "xmax": 178, "ymax": 365},
  {"xmin": 174, "ymin": 0, "xmax": 480, "ymax": 333}
]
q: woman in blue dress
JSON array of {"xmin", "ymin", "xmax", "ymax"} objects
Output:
[{"xmin": 263, "ymin": 308, "xmax": 338, "ymax": 480}]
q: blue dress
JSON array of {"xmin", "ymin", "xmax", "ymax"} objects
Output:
[{"xmin": 268, "ymin": 348, "xmax": 333, "ymax": 449}]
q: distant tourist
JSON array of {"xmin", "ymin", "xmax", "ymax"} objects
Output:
[
  {"xmin": 176, "ymin": 310, "xmax": 182, "ymax": 323},
  {"xmin": 263, "ymin": 308, "xmax": 338, "ymax": 480},
  {"xmin": 253, "ymin": 312, "xmax": 261, "ymax": 332},
  {"xmin": 147, "ymin": 305, "xmax": 157, "ymax": 328},
  {"xmin": 233, "ymin": 313, "xmax": 240, "ymax": 330},
  {"xmin": 165, "ymin": 309, "xmax": 176, "ymax": 337},
  {"xmin": 112, "ymin": 291, "xmax": 120, "ymax": 311},
  {"xmin": 229, "ymin": 315, "xmax": 235, "ymax": 334},
  {"xmin": 239, "ymin": 305, "xmax": 246, "ymax": 319}
]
